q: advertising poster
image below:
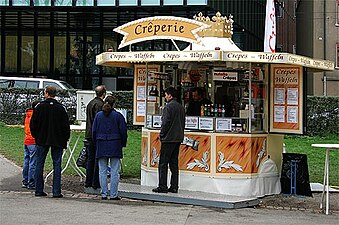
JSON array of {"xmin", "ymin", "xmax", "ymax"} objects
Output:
[
  {"xmin": 133, "ymin": 64, "xmax": 160, "ymax": 125},
  {"xmin": 270, "ymin": 65, "xmax": 303, "ymax": 134}
]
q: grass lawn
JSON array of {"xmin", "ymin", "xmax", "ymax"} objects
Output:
[
  {"xmin": 0, "ymin": 123, "xmax": 338, "ymax": 185},
  {"xmin": 0, "ymin": 123, "xmax": 141, "ymax": 179}
]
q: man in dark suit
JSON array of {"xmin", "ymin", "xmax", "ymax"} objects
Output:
[
  {"xmin": 85, "ymin": 85, "xmax": 106, "ymax": 191},
  {"xmin": 30, "ymin": 85, "xmax": 70, "ymax": 198}
]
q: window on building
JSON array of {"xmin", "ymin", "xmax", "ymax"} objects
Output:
[
  {"xmin": 54, "ymin": 0, "xmax": 72, "ymax": 6},
  {"xmin": 336, "ymin": 43, "xmax": 339, "ymax": 68},
  {"xmin": 0, "ymin": 0, "xmax": 9, "ymax": 6},
  {"xmin": 34, "ymin": 0, "xmax": 51, "ymax": 6},
  {"xmin": 276, "ymin": 1, "xmax": 284, "ymax": 18},
  {"xmin": 164, "ymin": 0, "xmax": 183, "ymax": 5},
  {"xmin": 12, "ymin": 0, "xmax": 30, "ymax": 6},
  {"xmin": 119, "ymin": 0, "xmax": 137, "ymax": 6},
  {"xmin": 141, "ymin": 0, "xmax": 160, "ymax": 5},
  {"xmin": 97, "ymin": 0, "xmax": 115, "ymax": 6},
  {"xmin": 76, "ymin": 0, "xmax": 94, "ymax": 6},
  {"xmin": 337, "ymin": 1, "xmax": 339, "ymax": 25},
  {"xmin": 187, "ymin": 0, "xmax": 207, "ymax": 5}
]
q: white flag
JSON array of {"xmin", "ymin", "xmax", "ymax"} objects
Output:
[{"xmin": 264, "ymin": 0, "xmax": 276, "ymax": 52}]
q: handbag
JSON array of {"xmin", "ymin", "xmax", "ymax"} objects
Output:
[{"xmin": 76, "ymin": 147, "xmax": 88, "ymax": 168}]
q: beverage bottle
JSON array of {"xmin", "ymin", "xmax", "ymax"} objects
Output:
[
  {"xmin": 217, "ymin": 104, "xmax": 222, "ymax": 117},
  {"xmin": 204, "ymin": 104, "xmax": 208, "ymax": 116},
  {"xmin": 200, "ymin": 105, "xmax": 204, "ymax": 116},
  {"xmin": 221, "ymin": 105, "xmax": 226, "ymax": 117},
  {"xmin": 210, "ymin": 104, "xmax": 214, "ymax": 117},
  {"xmin": 214, "ymin": 104, "xmax": 218, "ymax": 117}
]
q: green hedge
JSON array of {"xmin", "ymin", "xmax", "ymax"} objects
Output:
[
  {"xmin": 0, "ymin": 88, "xmax": 138, "ymax": 130},
  {"xmin": 1, "ymin": 88, "xmax": 337, "ymax": 134},
  {"xmin": 306, "ymin": 96, "xmax": 339, "ymax": 136}
]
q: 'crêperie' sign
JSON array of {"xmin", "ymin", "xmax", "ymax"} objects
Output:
[{"xmin": 114, "ymin": 16, "xmax": 210, "ymax": 49}]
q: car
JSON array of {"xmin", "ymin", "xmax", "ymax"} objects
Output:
[{"xmin": 0, "ymin": 76, "xmax": 74, "ymax": 90}]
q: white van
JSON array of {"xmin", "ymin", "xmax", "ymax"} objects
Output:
[{"xmin": 0, "ymin": 76, "xmax": 74, "ymax": 90}]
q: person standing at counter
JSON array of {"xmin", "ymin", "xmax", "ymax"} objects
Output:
[
  {"xmin": 85, "ymin": 85, "xmax": 106, "ymax": 191},
  {"xmin": 92, "ymin": 96, "xmax": 127, "ymax": 200},
  {"xmin": 152, "ymin": 87, "xmax": 185, "ymax": 193},
  {"xmin": 186, "ymin": 87, "xmax": 212, "ymax": 116}
]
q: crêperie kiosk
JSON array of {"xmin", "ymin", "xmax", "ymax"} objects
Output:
[{"xmin": 96, "ymin": 12, "xmax": 334, "ymax": 197}]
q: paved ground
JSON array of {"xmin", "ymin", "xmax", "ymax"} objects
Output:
[{"xmin": 0, "ymin": 155, "xmax": 338, "ymax": 225}]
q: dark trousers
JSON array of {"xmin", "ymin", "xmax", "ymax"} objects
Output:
[
  {"xmin": 35, "ymin": 145, "xmax": 63, "ymax": 196},
  {"xmin": 158, "ymin": 142, "xmax": 180, "ymax": 190},
  {"xmin": 85, "ymin": 139, "xmax": 100, "ymax": 188}
]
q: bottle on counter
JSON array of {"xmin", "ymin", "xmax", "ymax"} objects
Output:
[
  {"xmin": 200, "ymin": 105, "xmax": 204, "ymax": 116},
  {"xmin": 217, "ymin": 104, "xmax": 222, "ymax": 117},
  {"xmin": 214, "ymin": 104, "xmax": 218, "ymax": 117},
  {"xmin": 221, "ymin": 105, "xmax": 226, "ymax": 117},
  {"xmin": 207, "ymin": 104, "xmax": 211, "ymax": 116},
  {"xmin": 210, "ymin": 104, "xmax": 214, "ymax": 117},
  {"xmin": 204, "ymin": 104, "xmax": 208, "ymax": 116}
]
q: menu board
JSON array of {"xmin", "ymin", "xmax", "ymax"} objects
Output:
[
  {"xmin": 269, "ymin": 65, "xmax": 303, "ymax": 134},
  {"xmin": 185, "ymin": 116, "xmax": 199, "ymax": 130},
  {"xmin": 199, "ymin": 117, "xmax": 214, "ymax": 131},
  {"xmin": 215, "ymin": 118, "xmax": 232, "ymax": 132},
  {"xmin": 133, "ymin": 64, "xmax": 160, "ymax": 125}
]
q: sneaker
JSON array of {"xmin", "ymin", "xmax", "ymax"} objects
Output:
[
  {"xmin": 22, "ymin": 181, "xmax": 28, "ymax": 188},
  {"xmin": 109, "ymin": 196, "xmax": 121, "ymax": 200},
  {"xmin": 101, "ymin": 196, "xmax": 108, "ymax": 200},
  {"xmin": 152, "ymin": 187, "xmax": 168, "ymax": 193},
  {"xmin": 27, "ymin": 185, "xmax": 35, "ymax": 190}
]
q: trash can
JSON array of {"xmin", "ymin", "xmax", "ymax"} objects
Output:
[{"xmin": 280, "ymin": 153, "xmax": 312, "ymax": 197}]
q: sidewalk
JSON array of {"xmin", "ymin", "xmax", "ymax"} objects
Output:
[{"xmin": 1, "ymin": 154, "xmax": 338, "ymax": 225}]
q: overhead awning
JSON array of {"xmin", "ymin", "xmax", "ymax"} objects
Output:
[{"xmin": 96, "ymin": 50, "xmax": 335, "ymax": 72}]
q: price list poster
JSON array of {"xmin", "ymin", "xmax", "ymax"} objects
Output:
[
  {"xmin": 133, "ymin": 64, "xmax": 160, "ymax": 125},
  {"xmin": 270, "ymin": 65, "xmax": 303, "ymax": 134}
]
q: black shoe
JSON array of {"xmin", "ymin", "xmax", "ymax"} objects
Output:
[
  {"xmin": 27, "ymin": 186, "xmax": 35, "ymax": 190},
  {"xmin": 22, "ymin": 184, "xmax": 28, "ymax": 188},
  {"xmin": 152, "ymin": 187, "xmax": 168, "ymax": 193},
  {"xmin": 35, "ymin": 192, "xmax": 47, "ymax": 197},
  {"xmin": 101, "ymin": 197, "xmax": 108, "ymax": 200},
  {"xmin": 168, "ymin": 187, "xmax": 178, "ymax": 193},
  {"xmin": 110, "ymin": 196, "xmax": 121, "ymax": 200},
  {"xmin": 52, "ymin": 194, "xmax": 63, "ymax": 198}
]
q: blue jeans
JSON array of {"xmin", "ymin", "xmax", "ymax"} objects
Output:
[
  {"xmin": 35, "ymin": 145, "xmax": 63, "ymax": 196},
  {"xmin": 22, "ymin": 144, "xmax": 37, "ymax": 187},
  {"xmin": 98, "ymin": 157, "xmax": 120, "ymax": 198}
]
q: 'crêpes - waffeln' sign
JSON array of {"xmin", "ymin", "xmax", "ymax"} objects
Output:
[{"xmin": 114, "ymin": 16, "xmax": 210, "ymax": 49}]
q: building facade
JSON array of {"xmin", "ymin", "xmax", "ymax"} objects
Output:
[
  {"xmin": 296, "ymin": 0, "xmax": 339, "ymax": 96},
  {"xmin": 0, "ymin": 0, "xmax": 296, "ymax": 90}
]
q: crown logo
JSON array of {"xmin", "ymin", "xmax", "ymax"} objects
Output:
[{"xmin": 193, "ymin": 12, "xmax": 233, "ymax": 38}]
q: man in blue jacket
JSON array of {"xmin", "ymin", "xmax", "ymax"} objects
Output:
[
  {"xmin": 30, "ymin": 86, "xmax": 70, "ymax": 198},
  {"xmin": 152, "ymin": 86, "xmax": 185, "ymax": 193}
]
